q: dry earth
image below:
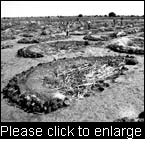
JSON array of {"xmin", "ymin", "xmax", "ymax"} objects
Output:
[{"xmin": 1, "ymin": 17, "xmax": 144, "ymax": 122}]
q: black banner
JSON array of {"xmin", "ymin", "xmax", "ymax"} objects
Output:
[{"xmin": 0, "ymin": 122, "xmax": 145, "ymax": 139}]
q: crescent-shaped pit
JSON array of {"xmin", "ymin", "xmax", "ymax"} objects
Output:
[{"xmin": 2, "ymin": 55, "xmax": 138, "ymax": 114}]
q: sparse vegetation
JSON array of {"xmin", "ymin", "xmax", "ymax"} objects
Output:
[{"xmin": 1, "ymin": 15, "xmax": 144, "ymax": 122}]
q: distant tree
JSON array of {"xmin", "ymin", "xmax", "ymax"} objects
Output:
[
  {"xmin": 130, "ymin": 15, "xmax": 135, "ymax": 17},
  {"xmin": 108, "ymin": 12, "xmax": 116, "ymax": 17},
  {"xmin": 78, "ymin": 14, "xmax": 83, "ymax": 17}
]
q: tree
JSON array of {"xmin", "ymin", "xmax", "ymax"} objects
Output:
[
  {"xmin": 108, "ymin": 12, "xmax": 116, "ymax": 17},
  {"xmin": 78, "ymin": 14, "xmax": 83, "ymax": 17}
]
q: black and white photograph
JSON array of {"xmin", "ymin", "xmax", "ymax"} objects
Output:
[{"xmin": 0, "ymin": 1, "xmax": 147, "ymax": 139}]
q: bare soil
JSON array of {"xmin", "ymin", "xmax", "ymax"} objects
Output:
[{"xmin": 1, "ymin": 16, "xmax": 144, "ymax": 122}]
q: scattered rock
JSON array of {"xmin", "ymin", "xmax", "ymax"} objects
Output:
[
  {"xmin": 20, "ymin": 33, "xmax": 33, "ymax": 37},
  {"xmin": 53, "ymin": 92, "xmax": 66, "ymax": 101},
  {"xmin": 107, "ymin": 37, "xmax": 144, "ymax": 54},
  {"xmin": 17, "ymin": 46, "xmax": 44, "ymax": 58},
  {"xmin": 114, "ymin": 117, "xmax": 136, "ymax": 122},
  {"xmin": 125, "ymin": 55, "xmax": 138, "ymax": 65},
  {"xmin": 17, "ymin": 38, "xmax": 39, "ymax": 44},
  {"xmin": 2, "ymin": 56, "xmax": 135, "ymax": 114},
  {"xmin": 1, "ymin": 44, "xmax": 13, "ymax": 49},
  {"xmin": 117, "ymin": 31, "xmax": 127, "ymax": 37},
  {"xmin": 83, "ymin": 35, "xmax": 102, "ymax": 41}
]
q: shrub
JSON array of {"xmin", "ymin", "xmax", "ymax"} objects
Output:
[
  {"xmin": 78, "ymin": 14, "xmax": 83, "ymax": 17},
  {"xmin": 108, "ymin": 12, "xmax": 116, "ymax": 17}
]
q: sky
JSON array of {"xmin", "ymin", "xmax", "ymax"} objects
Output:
[{"xmin": 1, "ymin": 1, "xmax": 144, "ymax": 17}]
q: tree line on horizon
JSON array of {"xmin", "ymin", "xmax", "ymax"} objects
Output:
[{"xmin": 1, "ymin": 12, "xmax": 144, "ymax": 19}]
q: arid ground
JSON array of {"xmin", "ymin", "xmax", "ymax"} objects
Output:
[{"xmin": 1, "ymin": 16, "xmax": 144, "ymax": 122}]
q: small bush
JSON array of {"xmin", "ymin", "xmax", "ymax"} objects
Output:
[{"xmin": 108, "ymin": 12, "xmax": 116, "ymax": 17}]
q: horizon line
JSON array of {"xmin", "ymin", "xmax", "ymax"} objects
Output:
[{"xmin": 1, "ymin": 14, "xmax": 144, "ymax": 18}]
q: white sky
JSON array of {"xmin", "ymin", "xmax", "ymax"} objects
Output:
[{"xmin": 1, "ymin": 1, "xmax": 144, "ymax": 17}]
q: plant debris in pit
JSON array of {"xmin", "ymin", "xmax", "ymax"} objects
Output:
[{"xmin": 2, "ymin": 55, "xmax": 138, "ymax": 114}]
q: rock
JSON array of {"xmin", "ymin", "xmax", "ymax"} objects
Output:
[
  {"xmin": 43, "ymin": 101, "xmax": 51, "ymax": 113},
  {"xmin": 117, "ymin": 31, "xmax": 127, "ymax": 37},
  {"xmin": 20, "ymin": 33, "xmax": 33, "ymax": 37},
  {"xmin": 1, "ymin": 44, "xmax": 13, "ymax": 49},
  {"xmin": 17, "ymin": 38, "xmax": 39, "ymax": 44},
  {"xmin": 107, "ymin": 37, "xmax": 144, "ymax": 54},
  {"xmin": 83, "ymin": 35, "xmax": 102, "ymax": 41},
  {"xmin": 50, "ymin": 98, "xmax": 61, "ymax": 111},
  {"xmin": 77, "ymin": 94, "xmax": 84, "ymax": 99},
  {"xmin": 125, "ymin": 55, "xmax": 138, "ymax": 65},
  {"xmin": 109, "ymin": 32, "xmax": 117, "ymax": 38},
  {"xmin": 17, "ymin": 46, "xmax": 44, "ymax": 58},
  {"xmin": 98, "ymin": 87, "xmax": 105, "ymax": 92},
  {"xmin": 114, "ymin": 117, "xmax": 136, "ymax": 122},
  {"xmin": 115, "ymin": 77, "xmax": 125, "ymax": 83},
  {"xmin": 103, "ymin": 82, "xmax": 110, "ymax": 87},
  {"xmin": 53, "ymin": 92, "xmax": 66, "ymax": 101},
  {"xmin": 109, "ymin": 37, "xmax": 132, "ymax": 47},
  {"xmin": 63, "ymin": 98, "xmax": 71, "ymax": 106},
  {"xmin": 40, "ymin": 30, "xmax": 48, "ymax": 35},
  {"xmin": 83, "ymin": 93, "xmax": 90, "ymax": 97}
]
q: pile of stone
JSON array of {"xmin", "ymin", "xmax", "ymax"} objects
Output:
[
  {"xmin": 2, "ymin": 76, "xmax": 70, "ymax": 114},
  {"xmin": 17, "ymin": 46, "xmax": 44, "ymax": 58},
  {"xmin": 124, "ymin": 28, "xmax": 139, "ymax": 34},
  {"xmin": 2, "ymin": 55, "xmax": 138, "ymax": 114},
  {"xmin": 131, "ymin": 37, "xmax": 144, "ymax": 48},
  {"xmin": 83, "ymin": 35, "xmax": 103, "ymax": 41},
  {"xmin": 107, "ymin": 37, "xmax": 144, "ymax": 54},
  {"xmin": 1, "ymin": 44, "xmax": 13, "ymax": 49},
  {"xmin": 20, "ymin": 33, "xmax": 33, "ymax": 37},
  {"xmin": 116, "ymin": 31, "xmax": 127, "ymax": 37},
  {"xmin": 17, "ymin": 38, "xmax": 39, "ymax": 44},
  {"xmin": 1, "ymin": 28, "xmax": 16, "ymax": 41},
  {"xmin": 1, "ymin": 33, "xmax": 16, "ymax": 41}
]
